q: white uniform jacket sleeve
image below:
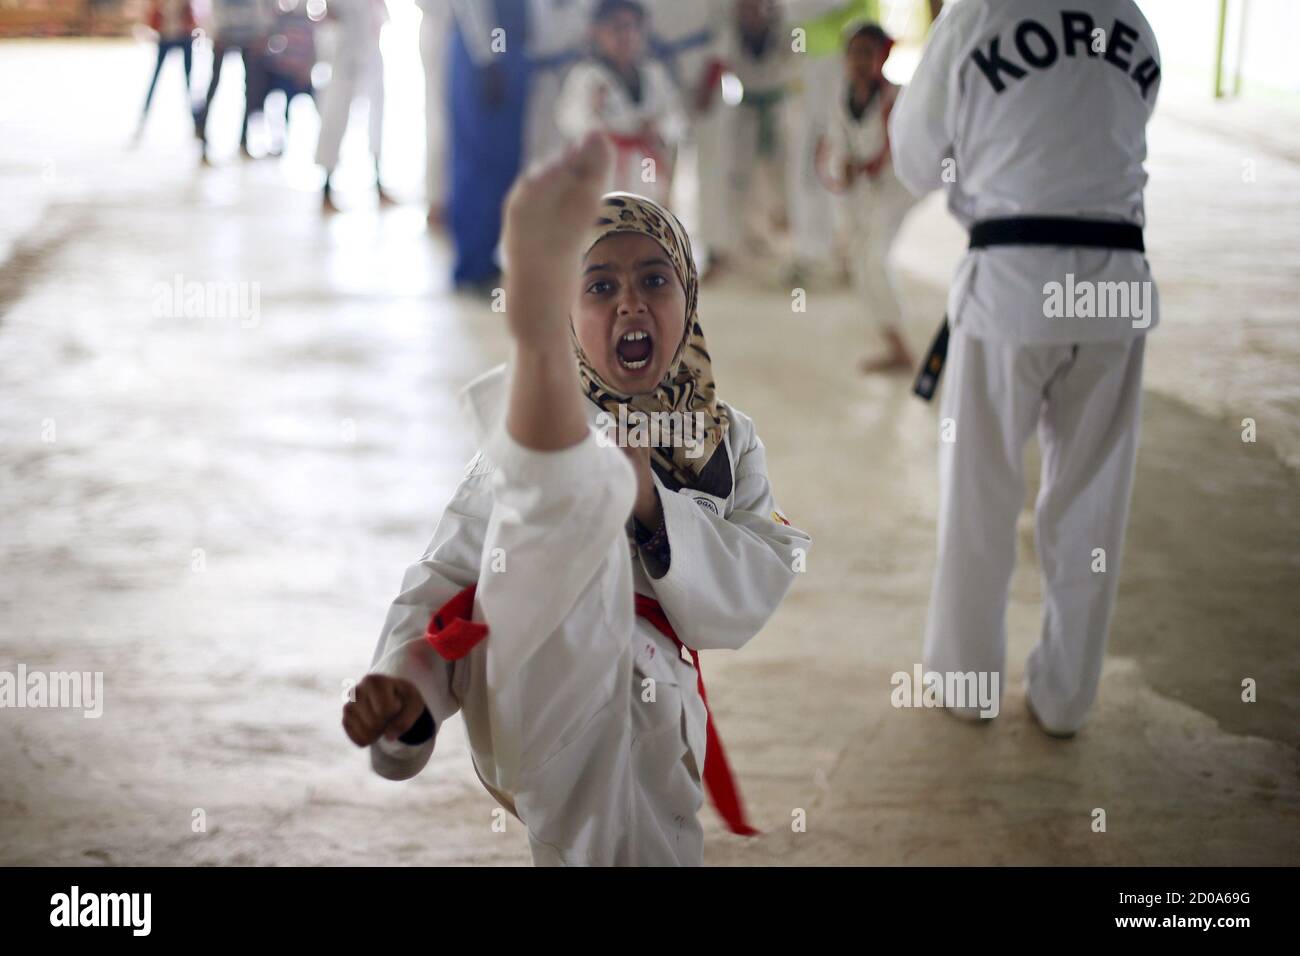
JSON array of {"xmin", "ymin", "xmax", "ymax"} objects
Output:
[
  {"xmin": 366, "ymin": 456, "xmax": 492, "ymax": 781},
  {"xmin": 645, "ymin": 407, "xmax": 811, "ymax": 651},
  {"xmin": 888, "ymin": 0, "xmax": 974, "ymax": 198}
]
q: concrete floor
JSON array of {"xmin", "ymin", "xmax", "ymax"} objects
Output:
[{"xmin": 0, "ymin": 40, "xmax": 1297, "ymax": 866}]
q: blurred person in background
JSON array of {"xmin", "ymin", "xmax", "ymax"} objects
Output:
[
  {"xmin": 522, "ymin": 0, "xmax": 593, "ymax": 169},
  {"xmin": 713, "ymin": 0, "xmax": 797, "ymax": 269},
  {"xmin": 823, "ymin": 20, "xmax": 916, "ymax": 373},
  {"xmin": 246, "ymin": 0, "xmax": 319, "ymax": 158},
  {"xmin": 315, "ymin": 0, "xmax": 392, "ymax": 212},
  {"xmin": 785, "ymin": 0, "xmax": 878, "ymax": 287},
  {"xmin": 136, "ymin": 0, "xmax": 199, "ymax": 141},
  {"xmin": 557, "ymin": 0, "xmax": 685, "ymax": 206},
  {"xmin": 645, "ymin": 0, "xmax": 731, "ymax": 277},
  {"xmin": 419, "ymin": 0, "xmax": 453, "ymax": 227},
  {"xmin": 198, "ymin": 0, "xmax": 272, "ymax": 162},
  {"xmin": 446, "ymin": 0, "xmax": 532, "ymax": 292}
]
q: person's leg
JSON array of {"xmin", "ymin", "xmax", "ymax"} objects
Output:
[
  {"xmin": 314, "ymin": 55, "xmax": 355, "ymax": 211},
  {"xmin": 858, "ymin": 188, "xmax": 917, "ymax": 373},
  {"xmin": 785, "ymin": 54, "xmax": 837, "ymax": 281},
  {"xmin": 846, "ymin": 196, "xmax": 876, "ymax": 329},
  {"xmin": 1026, "ymin": 336, "xmax": 1146, "ymax": 735},
  {"xmin": 201, "ymin": 42, "xmax": 227, "ymax": 143},
  {"xmin": 365, "ymin": 51, "xmax": 394, "ymax": 203},
  {"xmin": 420, "ymin": 9, "xmax": 448, "ymax": 222},
  {"xmin": 764, "ymin": 105, "xmax": 790, "ymax": 235},
  {"xmin": 141, "ymin": 40, "xmax": 169, "ymax": 121},
  {"xmin": 448, "ymin": 8, "xmax": 528, "ymax": 287},
  {"xmin": 279, "ymin": 88, "xmax": 294, "ymax": 154},
  {"xmin": 729, "ymin": 105, "xmax": 761, "ymax": 256},
  {"xmin": 695, "ymin": 95, "xmax": 736, "ymax": 274},
  {"xmin": 179, "ymin": 38, "xmax": 199, "ymax": 136},
  {"xmin": 238, "ymin": 48, "xmax": 254, "ymax": 156},
  {"xmin": 924, "ymin": 331, "xmax": 1058, "ymax": 717}
]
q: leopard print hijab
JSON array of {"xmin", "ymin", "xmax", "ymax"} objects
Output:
[{"xmin": 571, "ymin": 192, "xmax": 733, "ymax": 499}]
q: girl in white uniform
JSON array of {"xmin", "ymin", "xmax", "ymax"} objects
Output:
[
  {"xmin": 343, "ymin": 134, "xmax": 811, "ymax": 866},
  {"xmin": 824, "ymin": 21, "xmax": 918, "ymax": 374},
  {"xmin": 556, "ymin": 0, "xmax": 687, "ymax": 206}
]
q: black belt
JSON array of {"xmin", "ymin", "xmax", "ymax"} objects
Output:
[
  {"xmin": 912, "ymin": 216, "xmax": 1146, "ymax": 401},
  {"xmin": 969, "ymin": 217, "xmax": 1145, "ymax": 252}
]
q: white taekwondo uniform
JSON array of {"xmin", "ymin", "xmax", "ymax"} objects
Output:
[
  {"xmin": 642, "ymin": 0, "xmax": 730, "ymax": 261},
  {"xmin": 315, "ymin": 0, "xmax": 388, "ymax": 172},
  {"xmin": 716, "ymin": 4, "xmax": 799, "ymax": 258},
  {"xmin": 365, "ymin": 364, "xmax": 810, "ymax": 865},
  {"xmin": 522, "ymin": 0, "xmax": 595, "ymax": 166},
  {"xmin": 782, "ymin": 0, "xmax": 863, "ymax": 276},
  {"xmin": 825, "ymin": 77, "xmax": 917, "ymax": 333},
  {"xmin": 556, "ymin": 56, "xmax": 688, "ymax": 206},
  {"xmin": 889, "ymin": 0, "xmax": 1160, "ymax": 734}
]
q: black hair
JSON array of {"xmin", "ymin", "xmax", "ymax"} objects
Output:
[
  {"xmin": 592, "ymin": 0, "xmax": 646, "ymax": 25},
  {"xmin": 844, "ymin": 20, "xmax": 891, "ymax": 51}
]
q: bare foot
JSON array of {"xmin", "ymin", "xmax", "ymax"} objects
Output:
[
  {"xmin": 377, "ymin": 188, "xmax": 398, "ymax": 207},
  {"xmin": 322, "ymin": 193, "xmax": 341, "ymax": 215},
  {"xmin": 501, "ymin": 131, "xmax": 612, "ymax": 350},
  {"xmin": 426, "ymin": 204, "xmax": 445, "ymax": 229},
  {"xmin": 859, "ymin": 353, "xmax": 914, "ymax": 375}
]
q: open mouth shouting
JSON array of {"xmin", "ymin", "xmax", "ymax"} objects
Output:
[{"xmin": 615, "ymin": 328, "xmax": 654, "ymax": 373}]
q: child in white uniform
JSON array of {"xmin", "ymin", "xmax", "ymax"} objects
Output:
[
  {"xmin": 824, "ymin": 21, "xmax": 918, "ymax": 374},
  {"xmin": 314, "ymin": 0, "xmax": 392, "ymax": 212},
  {"xmin": 343, "ymin": 134, "xmax": 811, "ymax": 866},
  {"xmin": 523, "ymin": 0, "xmax": 595, "ymax": 167},
  {"xmin": 716, "ymin": 0, "xmax": 797, "ymax": 263},
  {"xmin": 556, "ymin": 0, "xmax": 687, "ymax": 206}
]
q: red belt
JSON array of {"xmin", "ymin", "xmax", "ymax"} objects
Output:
[
  {"xmin": 425, "ymin": 585, "xmax": 758, "ymax": 837},
  {"xmin": 606, "ymin": 131, "xmax": 659, "ymax": 156},
  {"xmin": 604, "ymin": 132, "xmax": 667, "ymax": 186}
]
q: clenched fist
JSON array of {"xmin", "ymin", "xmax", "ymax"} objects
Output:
[{"xmin": 342, "ymin": 674, "xmax": 427, "ymax": 747}]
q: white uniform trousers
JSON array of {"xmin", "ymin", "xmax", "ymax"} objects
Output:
[
  {"xmin": 846, "ymin": 175, "xmax": 916, "ymax": 334},
  {"xmin": 785, "ymin": 54, "xmax": 839, "ymax": 270},
  {"xmin": 314, "ymin": 48, "xmax": 384, "ymax": 171},
  {"xmin": 924, "ymin": 328, "xmax": 1146, "ymax": 734},
  {"xmin": 420, "ymin": 6, "xmax": 450, "ymax": 203}
]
